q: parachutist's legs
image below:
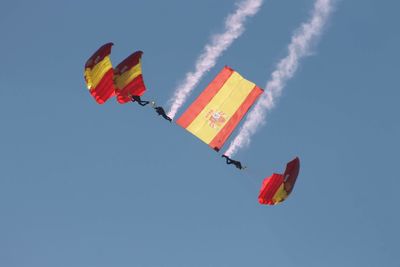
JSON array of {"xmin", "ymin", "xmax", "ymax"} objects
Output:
[
  {"xmin": 162, "ymin": 114, "xmax": 172, "ymax": 122},
  {"xmin": 138, "ymin": 100, "xmax": 150, "ymax": 106},
  {"xmin": 131, "ymin": 96, "xmax": 149, "ymax": 106},
  {"xmin": 235, "ymin": 163, "xmax": 243, "ymax": 169},
  {"xmin": 221, "ymin": 155, "xmax": 230, "ymax": 164}
]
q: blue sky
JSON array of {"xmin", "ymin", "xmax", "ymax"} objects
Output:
[{"xmin": 0, "ymin": 0, "xmax": 399, "ymax": 266}]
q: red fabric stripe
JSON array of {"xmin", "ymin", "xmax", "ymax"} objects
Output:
[
  {"xmin": 258, "ymin": 174, "xmax": 284, "ymax": 205},
  {"xmin": 208, "ymin": 85, "xmax": 263, "ymax": 151},
  {"xmin": 85, "ymin": 43, "xmax": 113, "ymax": 69},
  {"xmin": 176, "ymin": 66, "xmax": 234, "ymax": 128},
  {"xmin": 92, "ymin": 71, "xmax": 112, "ymax": 99},
  {"xmin": 90, "ymin": 69, "xmax": 115, "ymax": 104},
  {"xmin": 91, "ymin": 79, "xmax": 113, "ymax": 104},
  {"xmin": 114, "ymin": 51, "xmax": 143, "ymax": 75},
  {"xmin": 116, "ymin": 75, "xmax": 146, "ymax": 104},
  {"xmin": 91, "ymin": 72, "xmax": 112, "ymax": 104},
  {"xmin": 93, "ymin": 69, "xmax": 114, "ymax": 99}
]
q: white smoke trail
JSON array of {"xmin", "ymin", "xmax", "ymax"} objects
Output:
[
  {"xmin": 167, "ymin": 0, "xmax": 264, "ymax": 119},
  {"xmin": 225, "ymin": 0, "xmax": 333, "ymax": 157}
]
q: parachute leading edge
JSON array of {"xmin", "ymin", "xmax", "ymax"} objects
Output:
[
  {"xmin": 84, "ymin": 43, "xmax": 115, "ymax": 104},
  {"xmin": 258, "ymin": 157, "xmax": 300, "ymax": 205},
  {"xmin": 114, "ymin": 51, "xmax": 146, "ymax": 104},
  {"xmin": 176, "ymin": 66, "xmax": 263, "ymax": 151}
]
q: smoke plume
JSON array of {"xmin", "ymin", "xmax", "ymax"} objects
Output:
[
  {"xmin": 225, "ymin": 0, "xmax": 333, "ymax": 156},
  {"xmin": 167, "ymin": 0, "xmax": 264, "ymax": 119}
]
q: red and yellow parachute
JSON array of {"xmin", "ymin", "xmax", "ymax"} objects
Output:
[
  {"xmin": 83, "ymin": 43, "xmax": 146, "ymax": 104},
  {"xmin": 84, "ymin": 43, "xmax": 115, "ymax": 104},
  {"xmin": 258, "ymin": 157, "xmax": 300, "ymax": 205},
  {"xmin": 114, "ymin": 51, "xmax": 146, "ymax": 104}
]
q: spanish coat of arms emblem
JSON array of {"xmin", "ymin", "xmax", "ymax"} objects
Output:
[{"xmin": 206, "ymin": 110, "xmax": 228, "ymax": 129}]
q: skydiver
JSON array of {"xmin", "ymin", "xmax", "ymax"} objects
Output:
[
  {"xmin": 221, "ymin": 155, "xmax": 246, "ymax": 170},
  {"xmin": 131, "ymin": 95, "xmax": 150, "ymax": 106},
  {"xmin": 152, "ymin": 103, "xmax": 172, "ymax": 122}
]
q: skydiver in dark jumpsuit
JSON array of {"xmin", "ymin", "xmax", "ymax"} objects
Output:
[
  {"xmin": 222, "ymin": 155, "xmax": 246, "ymax": 170},
  {"xmin": 131, "ymin": 95, "xmax": 150, "ymax": 106},
  {"xmin": 153, "ymin": 105, "xmax": 172, "ymax": 122}
]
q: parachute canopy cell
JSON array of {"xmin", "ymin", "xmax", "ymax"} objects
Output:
[
  {"xmin": 258, "ymin": 157, "xmax": 300, "ymax": 205},
  {"xmin": 114, "ymin": 51, "xmax": 146, "ymax": 104},
  {"xmin": 84, "ymin": 43, "xmax": 115, "ymax": 104},
  {"xmin": 176, "ymin": 66, "xmax": 263, "ymax": 151}
]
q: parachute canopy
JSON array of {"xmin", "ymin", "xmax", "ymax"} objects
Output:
[
  {"xmin": 176, "ymin": 66, "xmax": 263, "ymax": 151},
  {"xmin": 84, "ymin": 43, "xmax": 115, "ymax": 104},
  {"xmin": 258, "ymin": 157, "xmax": 300, "ymax": 205},
  {"xmin": 114, "ymin": 51, "xmax": 146, "ymax": 104}
]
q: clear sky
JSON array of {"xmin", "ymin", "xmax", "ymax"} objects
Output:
[{"xmin": 0, "ymin": 0, "xmax": 399, "ymax": 266}]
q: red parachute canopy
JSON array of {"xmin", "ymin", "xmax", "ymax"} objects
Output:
[
  {"xmin": 83, "ymin": 43, "xmax": 115, "ymax": 104},
  {"xmin": 114, "ymin": 51, "xmax": 146, "ymax": 104},
  {"xmin": 258, "ymin": 157, "xmax": 300, "ymax": 205}
]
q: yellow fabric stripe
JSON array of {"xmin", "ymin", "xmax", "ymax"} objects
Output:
[
  {"xmin": 272, "ymin": 184, "xmax": 288, "ymax": 204},
  {"xmin": 114, "ymin": 60, "xmax": 142, "ymax": 89},
  {"xmin": 186, "ymin": 71, "xmax": 255, "ymax": 144},
  {"xmin": 84, "ymin": 56, "xmax": 112, "ymax": 90}
]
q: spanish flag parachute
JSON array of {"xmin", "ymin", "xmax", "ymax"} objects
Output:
[
  {"xmin": 84, "ymin": 43, "xmax": 115, "ymax": 104},
  {"xmin": 258, "ymin": 157, "xmax": 300, "ymax": 205},
  {"xmin": 176, "ymin": 66, "xmax": 263, "ymax": 151},
  {"xmin": 114, "ymin": 51, "xmax": 147, "ymax": 104}
]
